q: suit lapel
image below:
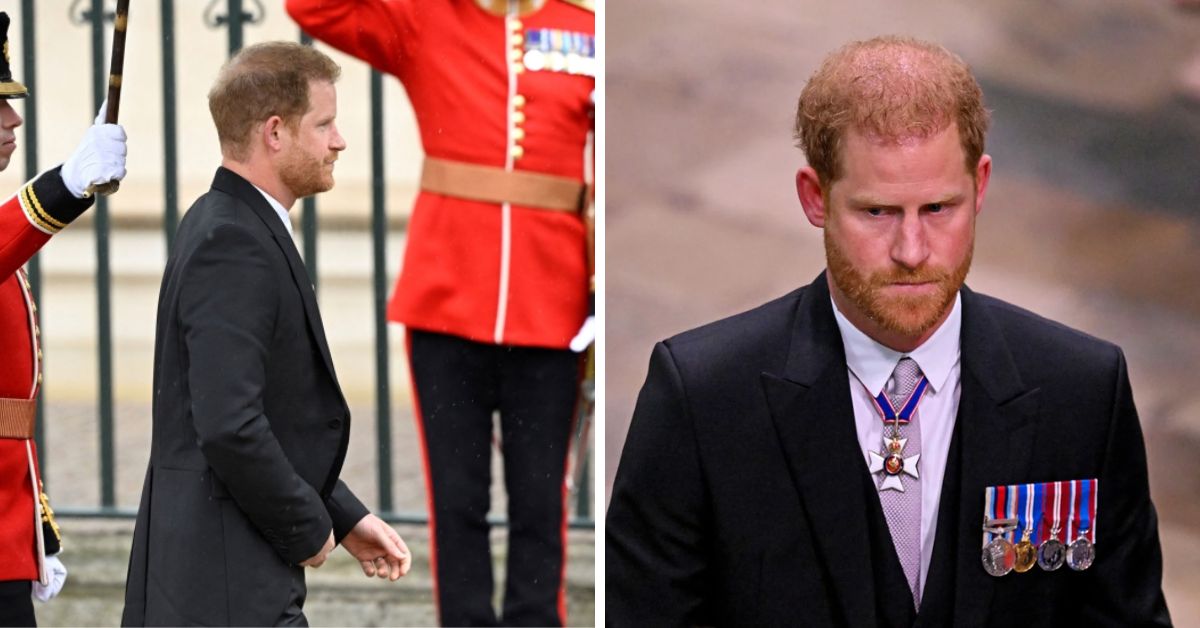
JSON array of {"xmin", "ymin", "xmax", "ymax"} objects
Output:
[
  {"xmin": 209, "ymin": 168, "xmax": 344, "ymax": 401},
  {"xmin": 940, "ymin": 287, "xmax": 1041, "ymax": 626},
  {"xmin": 761, "ymin": 274, "xmax": 879, "ymax": 627}
]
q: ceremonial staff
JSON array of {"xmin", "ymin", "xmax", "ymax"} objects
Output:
[{"xmin": 87, "ymin": 0, "xmax": 128, "ymax": 197}]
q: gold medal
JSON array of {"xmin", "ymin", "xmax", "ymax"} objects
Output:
[{"xmin": 1013, "ymin": 528, "xmax": 1037, "ymax": 573}]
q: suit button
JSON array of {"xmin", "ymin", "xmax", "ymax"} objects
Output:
[{"xmin": 328, "ymin": 418, "xmax": 342, "ymax": 429}]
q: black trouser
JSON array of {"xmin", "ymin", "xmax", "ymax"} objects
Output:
[
  {"xmin": 0, "ymin": 580, "xmax": 34, "ymax": 627},
  {"xmin": 407, "ymin": 330, "xmax": 580, "ymax": 627}
]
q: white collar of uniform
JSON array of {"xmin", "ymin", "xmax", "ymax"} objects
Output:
[
  {"xmin": 831, "ymin": 291, "xmax": 962, "ymax": 396},
  {"xmin": 251, "ymin": 183, "xmax": 294, "ymax": 237}
]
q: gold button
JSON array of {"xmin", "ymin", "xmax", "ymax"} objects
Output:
[
  {"xmin": 510, "ymin": 34, "xmax": 524, "ymax": 46},
  {"xmin": 510, "ymin": 49, "xmax": 523, "ymax": 62},
  {"xmin": 37, "ymin": 373, "xmax": 42, "ymax": 384},
  {"xmin": 513, "ymin": 94, "xmax": 527, "ymax": 108},
  {"xmin": 37, "ymin": 350, "xmax": 42, "ymax": 360},
  {"xmin": 510, "ymin": 145, "xmax": 525, "ymax": 159},
  {"xmin": 512, "ymin": 63, "xmax": 524, "ymax": 74},
  {"xmin": 34, "ymin": 325, "xmax": 40, "ymax": 336},
  {"xmin": 513, "ymin": 127, "xmax": 526, "ymax": 140},
  {"xmin": 509, "ymin": 18, "xmax": 523, "ymax": 30},
  {"xmin": 513, "ymin": 111, "xmax": 526, "ymax": 124}
]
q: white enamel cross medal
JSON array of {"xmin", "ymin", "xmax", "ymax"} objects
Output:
[
  {"xmin": 869, "ymin": 435, "xmax": 920, "ymax": 492},
  {"xmin": 864, "ymin": 370, "xmax": 929, "ymax": 493}
]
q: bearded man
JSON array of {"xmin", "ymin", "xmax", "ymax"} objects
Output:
[
  {"xmin": 606, "ymin": 36, "xmax": 1171, "ymax": 627},
  {"xmin": 122, "ymin": 42, "xmax": 410, "ymax": 627}
]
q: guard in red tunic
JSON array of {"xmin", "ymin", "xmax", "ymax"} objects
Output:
[
  {"xmin": 287, "ymin": 0, "xmax": 594, "ymax": 624},
  {"xmin": 0, "ymin": 12, "xmax": 127, "ymax": 626}
]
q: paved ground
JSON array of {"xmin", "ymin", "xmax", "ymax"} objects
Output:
[{"xmin": 606, "ymin": 0, "xmax": 1200, "ymax": 623}]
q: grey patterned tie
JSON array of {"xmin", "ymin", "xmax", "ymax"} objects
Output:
[{"xmin": 878, "ymin": 357, "xmax": 923, "ymax": 609}]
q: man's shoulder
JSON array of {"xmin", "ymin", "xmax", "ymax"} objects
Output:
[
  {"xmin": 176, "ymin": 188, "xmax": 269, "ymax": 248},
  {"xmin": 968, "ymin": 289, "xmax": 1123, "ymax": 371}
]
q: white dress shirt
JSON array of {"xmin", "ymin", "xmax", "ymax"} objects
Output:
[
  {"xmin": 831, "ymin": 293, "xmax": 963, "ymax": 596},
  {"xmin": 252, "ymin": 183, "xmax": 295, "ymax": 237}
]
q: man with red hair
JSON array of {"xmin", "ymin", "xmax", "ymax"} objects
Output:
[
  {"xmin": 608, "ymin": 36, "xmax": 1171, "ymax": 626},
  {"xmin": 287, "ymin": 1, "xmax": 595, "ymax": 625}
]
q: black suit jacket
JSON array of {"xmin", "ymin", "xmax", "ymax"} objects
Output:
[
  {"xmin": 122, "ymin": 168, "xmax": 369, "ymax": 626},
  {"xmin": 606, "ymin": 273, "xmax": 1171, "ymax": 627}
]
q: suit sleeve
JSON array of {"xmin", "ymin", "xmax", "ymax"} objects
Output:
[
  {"xmin": 1080, "ymin": 348, "xmax": 1172, "ymax": 626},
  {"xmin": 286, "ymin": 0, "xmax": 417, "ymax": 78},
  {"xmin": 0, "ymin": 166, "xmax": 93, "ymax": 280},
  {"xmin": 326, "ymin": 479, "xmax": 370, "ymax": 543},
  {"xmin": 179, "ymin": 223, "xmax": 332, "ymax": 566},
  {"xmin": 606, "ymin": 341, "xmax": 714, "ymax": 627}
]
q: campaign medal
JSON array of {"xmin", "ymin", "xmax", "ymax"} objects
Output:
[
  {"xmin": 1066, "ymin": 479, "xmax": 1097, "ymax": 571},
  {"xmin": 981, "ymin": 484, "xmax": 1018, "ymax": 577},
  {"xmin": 865, "ymin": 375, "xmax": 928, "ymax": 493},
  {"xmin": 1013, "ymin": 484, "xmax": 1037, "ymax": 573},
  {"xmin": 982, "ymin": 535, "xmax": 1017, "ymax": 577},
  {"xmin": 1037, "ymin": 481, "xmax": 1066, "ymax": 571}
]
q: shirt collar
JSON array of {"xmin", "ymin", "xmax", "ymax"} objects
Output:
[
  {"xmin": 831, "ymin": 292, "xmax": 962, "ymax": 396},
  {"xmin": 251, "ymin": 183, "xmax": 294, "ymax": 237}
]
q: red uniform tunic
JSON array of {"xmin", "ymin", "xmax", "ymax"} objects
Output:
[
  {"xmin": 0, "ymin": 167, "xmax": 89, "ymax": 584},
  {"xmin": 288, "ymin": 0, "xmax": 594, "ymax": 349}
]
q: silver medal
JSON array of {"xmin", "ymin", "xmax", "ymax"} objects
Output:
[
  {"xmin": 981, "ymin": 537, "xmax": 1015, "ymax": 577},
  {"xmin": 1066, "ymin": 536, "xmax": 1095, "ymax": 571},
  {"xmin": 1037, "ymin": 538, "xmax": 1066, "ymax": 571}
]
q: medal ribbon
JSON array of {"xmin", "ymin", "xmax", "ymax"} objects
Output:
[
  {"xmin": 1078, "ymin": 479, "xmax": 1095, "ymax": 543},
  {"xmin": 1017, "ymin": 483, "xmax": 1030, "ymax": 542},
  {"xmin": 1031, "ymin": 481, "xmax": 1044, "ymax": 545},
  {"xmin": 1007, "ymin": 484, "xmax": 1019, "ymax": 542},
  {"xmin": 868, "ymin": 374, "xmax": 930, "ymax": 425},
  {"xmin": 1067, "ymin": 480, "xmax": 1078, "ymax": 543}
]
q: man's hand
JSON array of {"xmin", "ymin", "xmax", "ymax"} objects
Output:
[
  {"xmin": 299, "ymin": 531, "xmax": 335, "ymax": 568},
  {"xmin": 341, "ymin": 513, "xmax": 412, "ymax": 581},
  {"xmin": 61, "ymin": 101, "xmax": 127, "ymax": 199}
]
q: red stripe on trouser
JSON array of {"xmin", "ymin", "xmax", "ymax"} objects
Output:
[{"xmin": 404, "ymin": 329, "xmax": 442, "ymax": 624}]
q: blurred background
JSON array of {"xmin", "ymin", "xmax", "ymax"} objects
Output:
[
  {"xmin": 0, "ymin": 1, "xmax": 594, "ymax": 625},
  {"xmin": 606, "ymin": 0, "xmax": 1200, "ymax": 622}
]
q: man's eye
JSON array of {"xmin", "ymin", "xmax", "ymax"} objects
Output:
[
  {"xmin": 865, "ymin": 207, "xmax": 884, "ymax": 217},
  {"xmin": 927, "ymin": 203, "xmax": 945, "ymax": 213}
]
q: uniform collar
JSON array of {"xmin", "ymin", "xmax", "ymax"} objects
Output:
[{"xmin": 832, "ymin": 292, "xmax": 962, "ymax": 396}]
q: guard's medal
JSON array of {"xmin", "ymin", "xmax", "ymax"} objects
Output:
[
  {"xmin": 1066, "ymin": 533, "xmax": 1095, "ymax": 571},
  {"xmin": 1037, "ymin": 524, "xmax": 1066, "ymax": 571},
  {"xmin": 1013, "ymin": 527, "xmax": 1037, "ymax": 573}
]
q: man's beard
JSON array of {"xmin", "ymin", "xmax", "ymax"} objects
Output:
[
  {"xmin": 279, "ymin": 146, "xmax": 333, "ymax": 200},
  {"xmin": 825, "ymin": 229, "xmax": 973, "ymax": 338}
]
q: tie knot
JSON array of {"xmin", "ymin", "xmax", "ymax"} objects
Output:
[{"xmin": 886, "ymin": 357, "xmax": 922, "ymax": 405}]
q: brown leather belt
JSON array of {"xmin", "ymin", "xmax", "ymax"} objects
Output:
[
  {"xmin": 0, "ymin": 398, "xmax": 35, "ymax": 439},
  {"xmin": 420, "ymin": 157, "xmax": 586, "ymax": 212}
]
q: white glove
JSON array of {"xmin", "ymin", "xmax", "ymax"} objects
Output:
[
  {"xmin": 31, "ymin": 554, "xmax": 67, "ymax": 602},
  {"xmin": 569, "ymin": 316, "xmax": 595, "ymax": 353},
  {"xmin": 61, "ymin": 101, "xmax": 128, "ymax": 198}
]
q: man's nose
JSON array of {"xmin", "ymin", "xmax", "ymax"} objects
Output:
[
  {"xmin": 891, "ymin": 212, "xmax": 929, "ymax": 269},
  {"xmin": 0, "ymin": 101, "xmax": 23, "ymax": 130}
]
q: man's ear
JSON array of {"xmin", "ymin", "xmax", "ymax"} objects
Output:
[
  {"xmin": 261, "ymin": 116, "xmax": 286, "ymax": 152},
  {"xmin": 796, "ymin": 167, "xmax": 828, "ymax": 228},
  {"xmin": 973, "ymin": 154, "xmax": 992, "ymax": 216}
]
